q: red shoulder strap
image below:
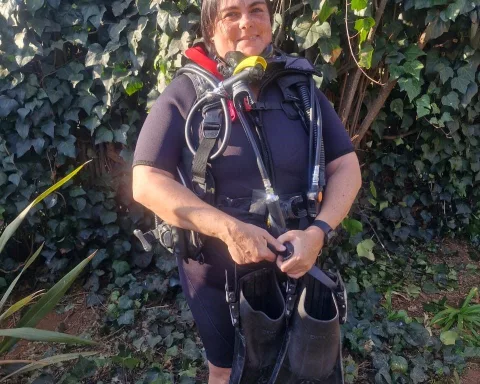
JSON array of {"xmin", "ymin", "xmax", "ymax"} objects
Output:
[{"xmin": 185, "ymin": 46, "xmax": 223, "ymax": 80}]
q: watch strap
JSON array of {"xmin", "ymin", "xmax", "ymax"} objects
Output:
[{"xmin": 310, "ymin": 220, "xmax": 334, "ymax": 244}]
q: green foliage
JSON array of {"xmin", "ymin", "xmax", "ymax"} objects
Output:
[
  {"xmin": 431, "ymin": 287, "xmax": 480, "ymax": 346},
  {"xmin": 0, "ymin": 163, "xmax": 96, "ymax": 381}
]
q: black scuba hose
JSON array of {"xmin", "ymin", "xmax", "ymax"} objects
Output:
[
  {"xmin": 312, "ymin": 76, "xmax": 325, "ymax": 189},
  {"xmin": 297, "ymin": 83, "xmax": 314, "ymax": 186},
  {"xmin": 234, "ymin": 98, "xmax": 272, "ymax": 187}
]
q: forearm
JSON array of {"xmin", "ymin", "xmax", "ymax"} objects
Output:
[
  {"xmin": 316, "ymin": 153, "xmax": 362, "ymax": 229},
  {"xmin": 132, "ymin": 166, "xmax": 238, "ymax": 242}
]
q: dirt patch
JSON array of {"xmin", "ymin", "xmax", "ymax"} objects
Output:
[
  {"xmin": 391, "ymin": 239, "xmax": 479, "ymax": 318},
  {"xmin": 3, "ymin": 292, "xmax": 100, "ymax": 361},
  {"xmin": 390, "ymin": 240, "xmax": 480, "ymax": 384},
  {"xmin": 462, "ymin": 361, "xmax": 480, "ymax": 384}
]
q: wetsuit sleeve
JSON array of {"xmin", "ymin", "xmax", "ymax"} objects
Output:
[
  {"xmin": 316, "ymin": 90, "xmax": 354, "ymax": 164},
  {"xmin": 133, "ymin": 75, "xmax": 197, "ymax": 175}
]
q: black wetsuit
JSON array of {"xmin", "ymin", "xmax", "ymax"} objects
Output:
[{"xmin": 133, "ymin": 67, "xmax": 354, "ymax": 368}]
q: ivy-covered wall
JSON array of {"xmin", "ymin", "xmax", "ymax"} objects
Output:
[{"xmin": 0, "ymin": 0, "xmax": 479, "ymax": 277}]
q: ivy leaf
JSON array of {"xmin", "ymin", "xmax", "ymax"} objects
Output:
[
  {"xmin": 292, "ymin": 16, "xmax": 331, "ymax": 51},
  {"xmin": 0, "ymin": 172, "xmax": 7, "ymax": 187},
  {"xmin": 82, "ymin": 116, "xmax": 101, "ymax": 135},
  {"xmin": 415, "ymin": 94, "xmax": 431, "ymax": 118},
  {"xmin": 182, "ymin": 338, "xmax": 201, "ymax": 361},
  {"xmin": 351, "ymin": 0, "xmax": 368, "ymax": 11},
  {"xmin": 31, "ymin": 137, "xmax": 45, "ymax": 155},
  {"xmin": 85, "ymin": 44, "xmax": 110, "ymax": 67},
  {"xmin": 128, "ymin": 16, "xmax": 148, "ymax": 55},
  {"xmin": 425, "ymin": 14, "xmax": 450, "ymax": 41},
  {"xmin": 157, "ymin": 8, "xmax": 180, "ymax": 36},
  {"xmin": 390, "ymin": 355, "xmax": 408, "ymax": 374},
  {"xmin": 461, "ymin": 82, "xmax": 478, "ymax": 107},
  {"xmin": 456, "ymin": 202, "xmax": 471, "ymax": 215},
  {"xmin": 16, "ymin": 118, "xmax": 31, "ymax": 139},
  {"xmin": 25, "ymin": 0, "xmax": 44, "ymax": 13},
  {"xmin": 114, "ymin": 124, "xmax": 129, "ymax": 145},
  {"xmin": 458, "ymin": 65, "xmax": 477, "ymax": 83},
  {"xmin": 0, "ymin": 95, "xmax": 19, "ymax": 117},
  {"xmin": 16, "ymin": 140, "xmax": 32, "ymax": 158},
  {"xmin": 117, "ymin": 309, "xmax": 135, "ymax": 325},
  {"xmin": 441, "ymin": 91, "xmax": 460, "ymax": 109},
  {"xmin": 100, "ymin": 211, "xmax": 117, "ymax": 225},
  {"xmin": 440, "ymin": 330, "xmax": 458, "ymax": 345},
  {"xmin": 95, "ymin": 126, "xmax": 114, "ymax": 145},
  {"xmin": 8, "ymin": 173, "xmax": 21, "ymax": 186},
  {"xmin": 390, "ymin": 99, "xmax": 403, "ymax": 118},
  {"xmin": 109, "ymin": 19, "xmax": 128, "ymax": 43},
  {"xmin": 357, "ymin": 239, "xmax": 375, "ymax": 261},
  {"xmin": 451, "ymin": 76, "xmax": 470, "ymax": 94},
  {"xmin": 358, "ymin": 43, "xmax": 374, "ymax": 69},
  {"xmin": 77, "ymin": 95, "xmax": 98, "ymax": 115},
  {"xmin": 410, "ymin": 365, "xmax": 428, "ymax": 384},
  {"xmin": 354, "ymin": 17, "xmax": 375, "ymax": 45},
  {"xmin": 369, "ymin": 181, "xmax": 377, "ymax": 198},
  {"xmin": 318, "ymin": 0, "xmax": 337, "ymax": 23},
  {"xmin": 64, "ymin": 108, "xmax": 80, "ymax": 123},
  {"xmin": 112, "ymin": 260, "xmax": 130, "ymax": 276},
  {"xmin": 136, "ymin": 0, "xmax": 154, "ymax": 15},
  {"xmin": 434, "ymin": 63, "xmax": 454, "ymax": 84},
  {"xmin": 398, "ymin": 77, "xmax": 422, "ymax": 102},
  {"xmin": 112, "ymin": 0, "xmax": 133, "ymax": 17},
  {"xmin": 342, "ymin": 218, "xmax": 363, "ymax": 236},
  {"xmin": 123, "ymin": 78, "xmax": 143, "ymax": 96},
  {"xmin": 90, "ymin": 5, "xmax": 106, "ymax": 29},
  {"xmin": 403, "ymin": 45, "xmax": 426, "ymax": 62},
  {"xmin": 442, "ymin": 0, "xmax": 475, "ymax": 22},
  {"xmin": 403, "ymin": 60, "xmax": 424, "ymax": 80},
  {"xmin": 56, "ymin": 135, "xmax": 76, "ymax": 158}
]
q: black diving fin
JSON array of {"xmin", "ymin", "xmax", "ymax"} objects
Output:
[
  {"xmin": 269, "ymin": 272, "xmax": 344, "ymax": 384},
  {"xmin": 228, "ymin": 268, "xmax": 287, "ymax": 384}
]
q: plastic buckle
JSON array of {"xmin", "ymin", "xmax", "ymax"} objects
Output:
[
  {"xmin": 203, "ymin": 109, "xmax": 222, "ymax": 139},
  {"xmin": 306, "ymin": 191, "xmax": 318, "ymax": 218},
  {"xmin": 225, "ymin": 286, "xmax": 240, "ymax": 327},
  {"xmin": 285, "ymin": 293, "xmax": 297, "ymax": 317},
  {"xmin": 281, "ymin": 195, "xmax": 307, "ymax": 219},
  {"xmin": 285, "ymin": 278, "xmax": 297, "ymax": 317},
  {"xmin": 229, "ymin": 301, "xmax": 240, "ymax": 327},
  {"xmin": 334, "ymin": 272, "xmax": 348, "ymax": 324}
]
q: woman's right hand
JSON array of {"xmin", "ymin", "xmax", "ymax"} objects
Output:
[{"xmin": 222, "ymin": 222, "xmax": 286, "ymax": 265}]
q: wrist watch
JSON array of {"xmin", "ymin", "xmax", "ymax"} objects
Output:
[{"xmin": 310, "ymin": 219, "xmax": 335, "ymax": 245}]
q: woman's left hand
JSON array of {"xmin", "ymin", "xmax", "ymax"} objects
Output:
[{"xmin": 276, "ymin": 227, "xmax": 325, "ymax": 279}]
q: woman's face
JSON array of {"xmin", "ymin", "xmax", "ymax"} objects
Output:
[{"xmin": 211, "ymin": 0, "xmax": 272, "ymax": 59}]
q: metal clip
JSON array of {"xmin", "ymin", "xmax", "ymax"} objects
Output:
[{"xmin": 133, "ymin": 229, "xmax": 152, "ymax": 252}]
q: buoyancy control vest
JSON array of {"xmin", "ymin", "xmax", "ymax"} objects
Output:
[{"xmin": 134, "ymin": 45, "xmax": 326, "ymax": 261}]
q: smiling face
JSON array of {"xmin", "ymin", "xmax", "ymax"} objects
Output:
[{"xmin": 210, "ymin": 0, "xmax": 272, "ymax": 59}]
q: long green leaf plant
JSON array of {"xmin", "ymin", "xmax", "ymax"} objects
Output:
[{"xmin": 0, "ymin": 161, "xmax": 98, "ymax": 380}]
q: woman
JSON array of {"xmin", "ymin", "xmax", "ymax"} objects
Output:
[{"xmin": 132, "ymin": 0, "xmax": 362, "ymax": 382}]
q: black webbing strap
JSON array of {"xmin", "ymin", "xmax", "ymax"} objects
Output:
[{"xmin": 191, "ymin": 107, "xmax": 222, "ymax": 196}]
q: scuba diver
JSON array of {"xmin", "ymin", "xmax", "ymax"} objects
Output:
[{"xmin": 132, "ymin": 0, "xmax": 362, "ymax": 383}]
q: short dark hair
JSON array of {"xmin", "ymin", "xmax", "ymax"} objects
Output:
[{"xmin": 200, "ymin": 0, "xmax": 273, "ymax": 53}]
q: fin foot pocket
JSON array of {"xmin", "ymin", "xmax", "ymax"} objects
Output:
[
  {"xmin": 229, "ymin": 268, "xmax": 286, "ymax": 384},
  {"xmin": 273, "ymin": 273, "xmax": 344, "ymax": 384}
]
